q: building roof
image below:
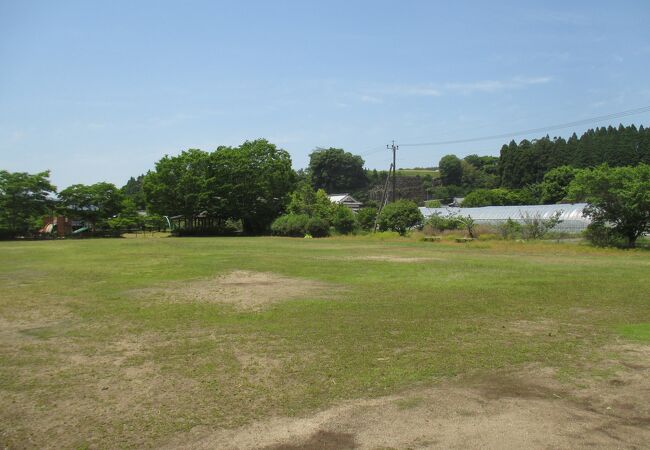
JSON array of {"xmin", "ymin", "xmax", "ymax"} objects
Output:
[{"xmin": 328, "ymin": 193, "xmax": 361, "ymax": 204}]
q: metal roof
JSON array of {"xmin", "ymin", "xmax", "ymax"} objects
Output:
[{"xmin": 328, "ymin": 194, "xmax": 361, "ymax": 204}]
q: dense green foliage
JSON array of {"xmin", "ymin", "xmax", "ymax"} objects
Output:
[
  {"xmin": 306, "ymin": 216, "xmax": 330, "ymax": 237},
  {"xmin": 462, "ymin": 188, "xmax": 535, "ymax": 207},
  {"xmin": 519, "ymin": 211, "xmax": 563, "ymax": 239},
  {"xmin": 121, "ymin": 175, "xmax": 146, "ymax": 209},
  {"xmin": 106, "ymin": 198, "xmax": 143, "ymax": 230},
  {"xmin": 438, "ymin": 154, "xmax": 463, "ymax": 186},
  {"xmin": 0, "ymin": 170, "xmax": 56, "ymax": 237},
  {"xmin": 308, "ymin": 147, "xmax": 367, "ymax": 193},
  {"xmin": 270, "ymin": 213, "xmax": 311, "ymax": 237},
  {"xmin": 4, "ymin": 124, "xmax": 649, "ymax": 239},
  {"xmin": 270, "ymin": 213, "xmax": 331, "ymax": 237},
  {"xmin": 143, "ymin": 139, "xmax": 295, "ymax": 234},
  {"xmin": 430, "ymin": 154, "xmax": 500, "ymax": 202},
  {"xmin": 58, "ymin": 182, "xmax": 124, "ymax": 229},
  {"xmin": 377, "ymin": 200, "xmax": 423, "ymax": 235},
  {"xmin": 499, "ymin": 125, "xmax": 650, "ymax": 189},
  {"xmin": 539, "ymin": 166, "xmax": 580, "ymax": 204},
  {"xmin": 431, "ymin": 125, "xmax": 649, "ymax": 207},
  {"xmin": 285, "ymin": 183, "xmax": 336, "ymax": 236},
  {"xmin": 275, "ymin": 183, "xmax": 359, "ymax": 236},
  {"xmin": 424, "ymin": 213, "xmax": 464, "ymax": 232},
  {"xmin": 568, "ymin": 164, "xmax": 650, "ymax": 247},
  {"xmin": 356, "ymin": 207, "xmax": 378, "ymax": 231},
  {"xmin": 331, "ymin": 204, "xmax": 356, "ymax": 234},
  {"xmin": 287, "ymin": 183, "xmax": 333, "ymax": 218}
]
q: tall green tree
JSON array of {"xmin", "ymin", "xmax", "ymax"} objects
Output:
[
  {"xmin": 568, "ymin": 164, "xmax": 650, "ymax": 248},
  {"xmin": 498, "ymin": 125, "xmax": 650, "ymax": 188},
  {"xmin": 143, "ymin": 149, "xmax": 213, "ymax": 219},
  {"xmin": 377, "ymin": 200, "xmax": 423, "ymax": 235},
  {"xmin": 58, "ymin": 182, "xmax": 124, "ymax": 229},
  {"xmin": 215, "ymin": 139, "xmax": 295, "ymax": 233},
  {"xmin": 121, "ymin": 175, "xmax": 146, "ymax": 209},
  {"xmin": 308, "ymin": 148, "xmax": 367, "ymax": 193},
  {"xmin": 143, "ymin": 140, "xmax": 295, "ymax": 234},
  {"xmin": 287, "ymin": 183, "xmax": 333, "ymax": 219},
  {"xmin": 0, "ymin": 170, "xmax": 57, "ymax": 237},
  {"xmin": 539, "ymin": 166, "xmax": 580, "ymax": 204},
  {"xmin": 438, "ymin": 154, "xmax": 463, "ymax": 186}
]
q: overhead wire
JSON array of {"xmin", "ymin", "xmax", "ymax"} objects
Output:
[{"xmin": 398, "ymin": 105, "xmax": 650, "ymax": 147}]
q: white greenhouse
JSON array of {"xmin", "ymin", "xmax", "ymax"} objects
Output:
[{"xmin": 419, "ymin": 203, "xmax": 591, "ymax": 233}]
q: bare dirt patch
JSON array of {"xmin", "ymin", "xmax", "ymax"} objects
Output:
[
  {"xmin": 264, "ymin": 430, "xmax": 356, "ymax": 450},
  {"xmin": 509, "ymin": 318, "xmax": 558, "ymax": 336},
  {"xmin": 166, "ymin": 344, "xmax": 650, "ymax": 450},
  {"xmin": 135, "ymin": 270, "xmax": 338, "ymax": 310},
  {"xmin": 0, "ymin": 328, "xmax": 206, "ymax": 449}
]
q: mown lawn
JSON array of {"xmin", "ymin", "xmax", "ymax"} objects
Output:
[{"xmin": 0, "ymin": 236, "xmax": 648, "ymax": 448}]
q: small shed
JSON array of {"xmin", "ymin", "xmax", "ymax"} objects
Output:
[{"xmin": 328, "ymin": 193, "xmax": 362, "ymax": 213}]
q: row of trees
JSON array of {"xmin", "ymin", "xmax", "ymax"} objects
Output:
[
  {"xmin": 436, "ymin": 125, "xmax": 650, "ymax": 202},
  {"xmin": 0, "ymin": 170, "xmax": 57, "ymax": 238},
  {"xmin": 1, "ymin": 141, "xmax": 352, "ymax": 238},
  {"xmin": 0, "ymin": 169, "xmax": 167, "ymax": 238},
  {"xmin": 2, "ymin": 129, "xmax": 648, "ymax": 245},
  {"xmin": 500, "ymin": 124, "xmax": 650, "ymax": 189}
]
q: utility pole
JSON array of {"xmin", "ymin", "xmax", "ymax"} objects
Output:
[{"xmin": 387, "ymin": 140, "xmax": 398, "ymax": 202}]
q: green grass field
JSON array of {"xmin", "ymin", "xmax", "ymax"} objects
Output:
[
  {"xmin": 396, "ymin": 168, "xmax": 439, "ymax": 178},
  {"xmin": 1, "ymin": 236, "xmax": 649, "ymax": 448}
]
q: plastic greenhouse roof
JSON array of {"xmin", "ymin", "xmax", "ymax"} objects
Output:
[{"xmin": 419, "ymin": 203, "xmax": 590, "ymax": 223}]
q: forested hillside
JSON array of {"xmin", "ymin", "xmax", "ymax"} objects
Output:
[{"xmin": 499, "ymin": 124, "xmax": 650, "ymax": 188}]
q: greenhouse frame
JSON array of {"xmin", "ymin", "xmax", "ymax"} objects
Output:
[{"xmin": 419, "ymin": 203, "xmax": 591, "ymax": 233}]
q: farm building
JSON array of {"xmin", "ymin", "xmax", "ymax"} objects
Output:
[
  {"xmin": 328, "ymin": 194, "xmax": 363, "ymax": 213},
  {"xmin": 419, "ymin": 203, "xmax": 591, "ymax": 233}
]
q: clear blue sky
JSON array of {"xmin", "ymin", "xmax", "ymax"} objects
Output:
[{"xmin": 1, "ymin": 0, "xmax": 649, "ymax": 189}]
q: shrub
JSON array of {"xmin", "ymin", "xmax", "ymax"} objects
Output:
[
  {"xmin": 520, "ymin": 211, "xmax": 562, "ymax": 240},
  {"xmin": 306, "ymin": 217, "xmax": 330, "ymax": 237},
  {"xmin": 356, "ymin": 207, "xmax": 378, "ymax": 231},
  {"xmin": 584, "ymin": 222, "xmax": 624, "ymax": 247},
  {"xmin": 331, "ymin": 204, "xmax": 356, "ymax": 234},
  {"xmin": 271, "ymin": 214, "xmax": 310, "ymax": 237},
  {"xmin": 497, "ymin": 218, "xmax": 522, "ymax": 240},
  {"xmin": 106, "ymin": 217, "xmax": 139, "ymax": 231},
  {"xmin": 424, "ymin": 199, "xmax": 442, "ymax": 208},
  {"xmin": 377, "ymin": 200, "xmax": 423, "ymax": 235},
  {"xmin": 458, "ymin": 215, "xmax": 478, "ymax": 238},
  {"xmin": 425, "ymin": 213, "xmax": 464, "ymax": 232}
]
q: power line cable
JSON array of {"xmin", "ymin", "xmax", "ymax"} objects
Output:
[{"xmin": 399, "ymin": 105, "xmax": 650, "ymax": 147}]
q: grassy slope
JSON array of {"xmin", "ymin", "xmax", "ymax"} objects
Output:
[
  {"xmin": 396, "ymin": 168, "xmax": 439, "ymax": 178},
  {"xmin": 1, "ymin": 237, "xmax": 649, "ymax": 447}
]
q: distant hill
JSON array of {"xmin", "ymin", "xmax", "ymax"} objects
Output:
[{"xmin": 396, "ymin": 168, "xmax": 439, "ymax": 178}]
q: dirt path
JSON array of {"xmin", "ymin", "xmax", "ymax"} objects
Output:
[{"xmin": 165, "ymin": 344, "xmax": 650, "ymax": 450}]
